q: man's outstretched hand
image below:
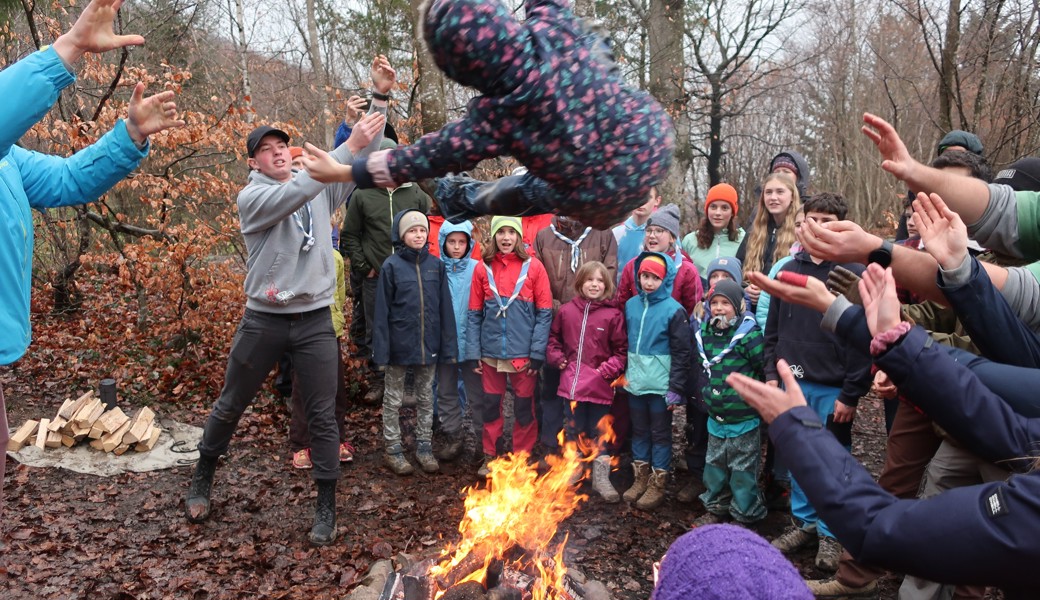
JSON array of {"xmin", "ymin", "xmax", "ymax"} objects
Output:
[
  {"xmin": 913, "ymin": 192, "xmax": 969, "ymax": 271},
  {"xmin": 861, "ymin": 112, "xmax": 922, "ymax": 184},
  {"xmin": 126, "ymin": 83, "xmax": 185, "ymax": 145},
  {"xmin": 53, "ymin": 0, "xmax": 145, "ymax": 65}
]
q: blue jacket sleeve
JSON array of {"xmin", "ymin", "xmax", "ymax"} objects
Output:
[
  {"xmin": 372, "ymin": 261, "xmax": 394, "ymax": 367},
  {"xmin": 0, "ymin": 47, "xmax": 75, "ymax": 157},
  {"xmin": 770, "ymin": 405, "xmax": 1040, "ymax": 590},
  {"xmin": 939, "ymin": 256, "xmax": 1040, "ymax": 368},
  {"xmin": 875, "ymin": 326, "xmax": 1040, "ymax": 468}
]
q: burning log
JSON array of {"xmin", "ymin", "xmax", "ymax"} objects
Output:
[
  {"xmin": 441, "ymin": 581, "xmax": 486, "ymax": 600},
  {"xmin": 485, "ymin": 585, "xmax": 522, "ymax": 600},
  {"xmin": 434, "ymin": 547, "xmax": 492, "ymax": 591}
]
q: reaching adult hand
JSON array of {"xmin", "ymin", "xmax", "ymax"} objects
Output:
[
  {"xmin": 833, "ymin": 400, "xmax": 857, "ymax": 423},
  {"xmin": 727, "ymin": 359, "xmax": 807, "ymax": 424},
  {"xmin": 871, "ymin": 369, "xmax": 897, "ymax": 400},
  {"xmin": 800, "ymin": 218, "xmax": 879, "ymax": 265},
  {"xmin": 861, "ymin": 112, "xmax": 922, "ymax": 184},
  {"xmin": 346, "ymin": 112, "xmax": 386, "ymax": 154},
  {"xmin": 747, "ymin": 271, "xmax": 836, "ymax": 315},
  {"xmin": 125, "ymin": 83, "xmax": 184, "ymax": 145},
  {"xmin": 859, "ymin": 264, "xmax": 901, "ymax": 337},
  {"xmin": 344, "ymin": 95, "xmax": 367, "ymax": 124},
  {"xmin": 913, "ymin": 192, "xmax": 969, "ymax": 271},
  {"xmin": 745, "ymin": 283, "xmax": 761, "ymax": 305},
  {"xmin": 52, "ymin": 0, "xmax": 145, "ymax": 65},
  {"xmin": 301, "ymin": 142, "xmax": 351, "ymax": 184},
  {"xmin": 370, "ymin": 55, "xmax": 396, "ymax": 95}
]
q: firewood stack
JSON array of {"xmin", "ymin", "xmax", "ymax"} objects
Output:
[{"xmin": 5, "ymin": 390, "xmax": 161, "ymax": 455}]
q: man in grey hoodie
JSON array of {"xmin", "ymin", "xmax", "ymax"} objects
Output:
[{"xmin": 184, "ymin": 57, "xmax": 393, "ymax": 546}]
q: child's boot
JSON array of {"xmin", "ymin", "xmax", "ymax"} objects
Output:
[
  {"xmin": 591, "ymin": 455, "xmax": 620, "ymax": 503},
  {"xmin": 384, "ymin": 444, "xmax": 415, "ymax": 476},
  {"xmin": 635, "ymin": 468, "xmax": 669, "ymax": 510},
  {"xmin": 308, "ymin": 479, "xmax": 337, "ymax": 546},
  {"xmin": 434, "ymin": 432, "xmax": 463, "ymax": 461},
  {"xmin": 415, "ymin": 441, "xmax": 440, "ymax": 473},
  {"xmin": 622, "ymin": 460, "xmax": 651, "ymax": 503},
  {"xmin": 185, "ymin": 454, "xmax": 218, "ymax": 523}
]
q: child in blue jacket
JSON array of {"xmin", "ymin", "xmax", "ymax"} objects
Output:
[
  {"xmin": 433, "ymin": 220, "xmax": 482, "ymax": 462},
  {"xmin": 622, "ymin": 252, "xmax": 692, "ymax": 510},
  {"xmin": 374, "ymin": 209, "xmax": 457, "ymax": 476},
  {"xmin": 302, "ymin": 0, "xmax": 674, "ymax": 230}
]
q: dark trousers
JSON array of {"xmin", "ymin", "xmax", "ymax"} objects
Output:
[
  {"xmin": 435, "ymin": 362, "xmax": 479, "ymax": 436},
  {"xmin": 564, "ymin": 399, "xmax": 612, "ymax": 455},
  {"xmin": 348, "ymin": 268, "xmax": 366, "ymax": 354},
  {"xmin": 289, "ymin": 339, "xmax": 349, "ymax": 451},
  {"xmin": 361, "ymin": 276, "xmax": 378, "ymax": 364},
  {"xmin": 684, "ymin": 402, "xmax": 710, "ymax": 479},
  {"xmin": 539, "ymin": 366, "xmax": 565, "ymax": 450},
  {"xmin": 197, "ymin": 308, "xmax": 340, "ymax": 480}
]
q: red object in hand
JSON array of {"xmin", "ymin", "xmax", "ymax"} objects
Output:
[{"xmin": 777, "ymin": 271, "xmax": 809, "ymax": 287}]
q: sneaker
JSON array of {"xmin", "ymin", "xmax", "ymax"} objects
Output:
[
  {"xmin": 384, "ymin": 448, "xmax": 415, "ymax": 476},
  {"xmin": 691, "ymin": 512, "xmax": 729, "ymax": 528},
  {"xmin": 805, "ymin": 577, "xmax": 878, "ymax": 599},
  {"xmin": 292, "ymin": 449, "xmax": 312, "ymax": 469},
  {"xmin": 339, "ymin": 442, "xmax": 355, "ymax": 463},
  {"xmin": 815, "ymin": 535, "xmax": 843, "ymax": 573},
  {"xmin": 477, "ymin": 455, "xmax": 494, "ymax": 478},
  {"xmin": 771, "ymin": 525, "xmax": 816, "ymax": 554}
]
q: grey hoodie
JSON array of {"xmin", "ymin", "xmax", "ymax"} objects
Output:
[{"xmin": 237, "ymin": 108, "xmax": 385, "ymax": 313}]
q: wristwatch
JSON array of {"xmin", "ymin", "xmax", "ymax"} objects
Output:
[{"xmin": 867, "ymin": 239, "xmax": 894, "ymax": 268}]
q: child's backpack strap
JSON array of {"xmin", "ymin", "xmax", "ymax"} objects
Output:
[{"xmin": 484, "ymin": 259, "xmax": 531, "ymax": 319}]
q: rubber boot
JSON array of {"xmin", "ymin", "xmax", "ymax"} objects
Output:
[
  {"xmin": 635, "ymin": 468, "xmax": 668, "ymax": 510},
  {"xmin": 309, "ymin": 479, "xmax": 337, "ymax": 546},
  {"xmin": 591, "ymin": 455, "xmax": 620, "ymax": 503},
  {"xmin": 622, "ymin": 460, "xmax": 651, "ymax": 503},
  {"xmin": 185, "ymin": 454, "xmax": 218, "ymax": 523}
]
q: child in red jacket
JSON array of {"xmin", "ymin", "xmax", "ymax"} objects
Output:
[{"xmin": 546, "ymin": 261, "xmax": 627, "ymax": 502}]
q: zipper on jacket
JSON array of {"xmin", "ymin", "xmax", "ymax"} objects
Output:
[
  {"xmin": 416, "ymin": 258, "xmax": 426, "ymax": 364},
  {"xmin": 568, "ymin": 302, "xmax": 592, "ymax": 399},
  {"xmin": 637, "ymin": 296, "xmax": 649, "ymax": 354},
  {"xmin": 388, "ymin": 189, "xmax": 396, "ymax": 255}
]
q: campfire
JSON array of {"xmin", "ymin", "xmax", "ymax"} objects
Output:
[{"xmin": 379, "ymin": 414, "xmax": 615, "ymax": 600}]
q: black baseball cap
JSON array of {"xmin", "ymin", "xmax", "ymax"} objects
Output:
[{"xmin": 246, "ymin": 125, "xmax": 290, "ymax": 157}]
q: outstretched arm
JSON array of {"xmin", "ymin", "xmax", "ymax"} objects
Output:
[
  {"xmin": 124, "ymin": 82, "xmax": 185, "ymax": 145},
  {"xmin": 51, "ymin": 0, "xmax": 145, "ymax": 66},
  {"xmin": 861, "ymin": 113, "xmax": 991, "ymax": 224}
]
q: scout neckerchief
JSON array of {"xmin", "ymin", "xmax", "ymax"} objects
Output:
[
  {"xmin": 485, "ymin": 258, "xmax": 531, "ymax": 318},
  {"xmin": 550, "ymin": 223, "xmax": 592, "ymax": 272}
]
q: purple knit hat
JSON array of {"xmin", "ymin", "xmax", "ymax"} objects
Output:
[{"xmin": 651, "ymin": 525, "xmax": 813, "ymax": 600}]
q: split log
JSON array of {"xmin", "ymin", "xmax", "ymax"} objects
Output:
[
  {"xmin": 123, "ymin": 407, "xmax": 155, "ymax": 445},
  {"xmin": 7, "ymin": 420, "xmax": 39, "ymax": 452},
  {"xmin": 47, "ymin": 416, "xmax": 67, "ymax": 432},
  {"xmin": 101, "ymin": 418, "xmax": 133, "ymax": 452},
  {"xmin": 135, "ymin": 425, "xmax": 161, "ymax": 452},
  {"xmin": 60, "ymin": 391, "xmax": 95, "ymax": 419},
  {"xmin": 113, "ymin": 443, "xmax": 132, "ymax": 456},
  {"xmin": 435, "ymin": 549, "xmax": 493, "ymax": 591},
  {"xmin": 35, "ymin": 419, "xmax": 51, "ymax": 449},
  {"xmin": 88, "ymin": 425, "xmax": 106, "ymax": 440},
  {"xmin": 94, "ymin": 407, "xmax": 129, "ymax": 434},
  {"xmin": 45, "ymin": 430, "xmax": 62, "ymax": 448},
  {"xmin": 72, "ymin": 398, "xmax": 104, "ymax": 428},
  {"xmin": 61, "ymin": 434, "xmax": 76, "ymax": 448}
]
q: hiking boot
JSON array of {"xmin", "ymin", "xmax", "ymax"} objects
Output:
[
  {"xmin": 433, "ymin": 433, "xmax": 463, "ymax": 462},
  {"xmin": 477, "ymin": 454, "xmax": 495, "ymax": 478},
  {"xmin": 363, "ymin": 378, "xmax": 384, "ymax": 405},
  {"xmin": 805, "ymin": 577, "xmax": 878, "ymax": 599},
  {"xmin": 339, "ymin": 442, "xmax": 355, "ymax": 463},
  {"xmin": 622, "ymin": 461, "xmax": 651, "ymax": 503},
  {"xmin": 635, "ymin": 468, "xmax": 668, "ymax": 510},
  {"xmin": 677, "ymin": 478, "xmax": 706, "ymax": 503},
  {"xmin": 590, "ymin": 455, "xmax": 619, "ymax": 503},
  {"xmin": 691, "ymin": 511, "xmax": 730, "ymax": 528},
  {"xmin": 771, "ymin": 524, "xmax": 816, "ymax": 554},
  {"xmin": 815, "ymin": 535, "xmax": 844, "ymax": 573},
  {"xmin": 292, "ymin": 449, "xmax": 312, "ymax": 469},
  {"xmin": 308, "ymin": 479, "xmax": 337, "ymax": 546},
  {"xmin": 415, "ymin": 442, "xmax": 440, "ymax": 473},
  {"xmin": 185, "ymin": 454, "xmax": 218, "ymax": 523},
  {"xmin": 384, "ymin": 445, "xmax": 415, "ymax": 476}
]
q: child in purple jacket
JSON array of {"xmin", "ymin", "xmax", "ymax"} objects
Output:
[
  {"xmin": 546, "ymin": 261, "xmax": 628, "ymax": 502},
  {"xmin": 302, "ymin": 0, "xmax": 674, "ymax": 230}
]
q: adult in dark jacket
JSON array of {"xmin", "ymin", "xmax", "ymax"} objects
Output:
[
  {"xmin": 373, "ymin": 208, "xmax": 457, "ymax": 474},
  {"xmin": 730, "ymin": 265, "xmax": 1040, "ymax": 599}
]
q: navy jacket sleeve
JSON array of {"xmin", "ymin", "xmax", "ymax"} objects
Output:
[
  {"xmin": 770, "ymin": 405, "xmax": 1040, "ymax": 590},
  {"xmin": 876, "ymin": 326, "xmax": 1040, "ymax": 468},
  {"xmin": 667, "ymin": 309, "xmax": 691, "ymax": 395},
  {"xmin": 939, "ymin": 256, "xmax": 1040, "ymax": 368}
]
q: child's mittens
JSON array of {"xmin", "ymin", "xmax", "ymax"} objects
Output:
[
  {"xmin": 665, "ymin": 391, "xmax": 684, "ymax": 406},
  {"xmin": 528, "ymin": 359, "xmax": 543, "ymax": 372},
  {"xmin": 827, "ymin": 265, "xmax": 863, "ymax": 305}
]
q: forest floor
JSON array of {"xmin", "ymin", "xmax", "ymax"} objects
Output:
[{"xmin": 1, "ymin": 369, "xmax": 910, "ymax": 600}]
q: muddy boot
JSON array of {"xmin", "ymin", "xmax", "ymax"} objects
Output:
[
  {"xmin": 677, "ymin": 478, "xmax": 706, "ymax": 503},
  {"xmin": 622, "ymin": 460, "xmax": 651, "ymax": 503},
  {"xmin": 384, "ymin": 444, "xmax": 415, "ymax": 476},
  {"xmin": 415, "ymin": 441, "xmax": 440, "ymax": 473},
  {"xmin": 434, "ymin": 432, "xmax": 463, "ymax": 462},
  {"xmin": 591, "ymin": 455, "xmax": 620, "ymax": 503},
  {"xmin": 635, "ymin": 468, "xmax": 668, "ymax": 510},
  {"xmin": 185, "ymin": 454, "xmax": 218, "ymax": 523},
  {"xmin": 477, "ymin": 454, "xmax": 495, "ymax": 478},
  {"xmin": 309, "ymin": 479, "xmax": 337, "ymax": 546},
  {"xmin": 364, "ymin": 377, "xmax": 384, "ymax": 406}
]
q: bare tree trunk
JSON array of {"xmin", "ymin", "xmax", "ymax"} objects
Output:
[
  {"xmin": 304, "ymin": 0, "xmax": 330, "ymax": 146},
  {"xmin": 231, "ymin": 0, "xmax": 253, "ymax": 121},
  {"xmin": 409, "ymin": 0, "xmax": 448, "ymax": 134},
  {"xmin": 647, "ymin": 0, "xmax": 688, "ymax": 206},
  {"xmin": 938, "ymin": 0, "xmax": 961, "ymax": 131}
]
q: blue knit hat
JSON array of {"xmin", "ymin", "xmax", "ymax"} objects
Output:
[
  {"xmin": 651, "ymin": 525, "xmax": 813, "ymax": 600},
  {"xmin": 705, "ymin": 256, "xmax": 743, "ymax": 286}
]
